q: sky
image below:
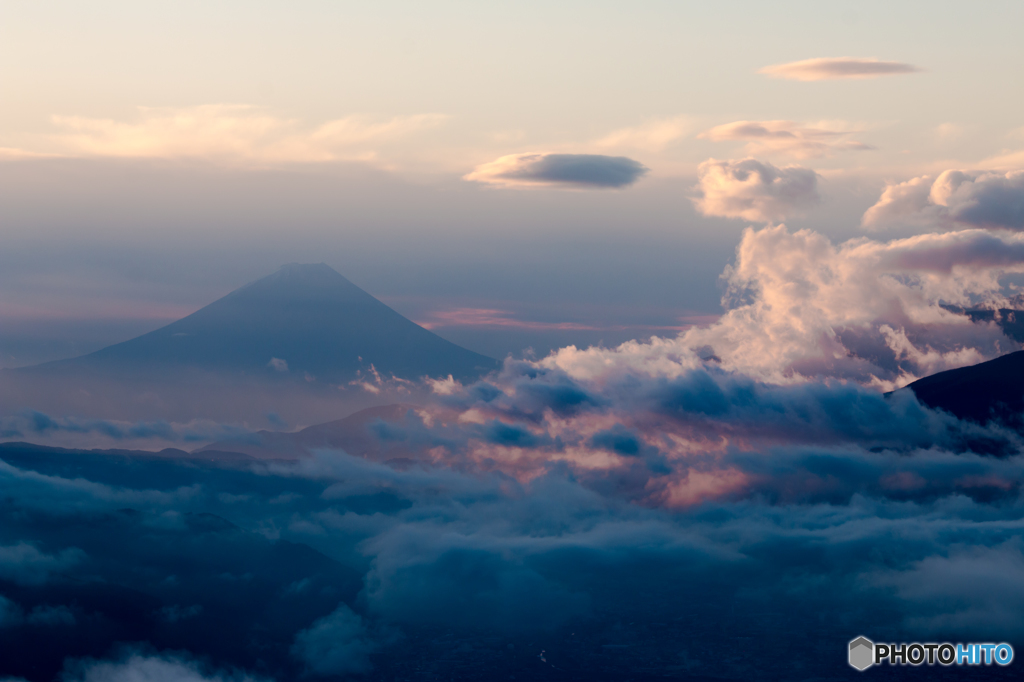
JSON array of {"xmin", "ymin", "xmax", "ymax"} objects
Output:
[{"xmin": 2, "ymin": 0, "xmax": 1024, "ymax": 365}]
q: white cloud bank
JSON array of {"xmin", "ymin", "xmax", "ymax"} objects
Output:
[
  {"xmin": 542, "ymin": 224, "xmax": 1024, "ymax": 389},
  {"xmin": 692, "ymin": 158, "xmax": 819, "ymax": 222},
  {"xmin": 699, "ymin": 120, "xmax": 872, "ymax": 159},
  {"xmin": 864, "ymin": 170, "xmax": 1024, "ymax": 231},
  {"xmin": 759, "ymin": 57, "xmax": 921, "ymax": 81}
]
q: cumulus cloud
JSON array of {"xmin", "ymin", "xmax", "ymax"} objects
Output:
[
  {"xmin": 864, "ymin": 169, "xmax": 1024, "ymax": 231},
  {"xmin": 699, "ymin": 120, "xmax": 872, "ymax": 158},
  {"xmin": 691, "ymin": 158, "xmax": 819, "ymax": 222},
  {"xmin": 46, "ymin": 105, "xmax": 447, "ymax": 163},
  {"xmin": 541, "ymin": 225, "xmax": 1024, "ymax": 388},
  {"xmin": 759, "ymin": 57, "xmax": 921, "ymax": 81},
  {"xmin": 593, "ymin": 116, "xmax": 692, "ymax": 152},
  {"xmin": 464, "ymin": 153, "xmax": 648, "ymax": 189}
]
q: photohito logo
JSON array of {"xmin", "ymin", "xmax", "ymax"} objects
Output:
[{"xmin": 848, "ymin": 636, "xmax": 1014, "ymax": 670}]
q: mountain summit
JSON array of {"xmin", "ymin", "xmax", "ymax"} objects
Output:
[{"xmin": 34, "ymin": 263, "xmax": 498, "ymax": 382}]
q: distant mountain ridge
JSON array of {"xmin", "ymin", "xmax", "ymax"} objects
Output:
[
  {"xmin": 28, "ymin": 263, "xmax": 498, "ymax": 383},
  {"xmin": 905, "ymin": 350, "xmax": 1024, "ymax": 426},
  {"xmin": 198, "ymin": 403, "xmax": 416, "ymax": 461}
]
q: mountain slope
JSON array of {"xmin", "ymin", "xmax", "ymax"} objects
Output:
[
  {"xmin": 31, "ymin": 263, "xmax": 497, "ymax": 383},
  {"xmin": 906, "ymin": 350, "xmax": 1024, "ymax": 425}
]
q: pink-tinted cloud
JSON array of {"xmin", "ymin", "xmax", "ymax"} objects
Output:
[
  {"xmin": 415, "ymin": 307, "xmax": 710, "ymax": 332},
  {"xmin": 863, "ymin": 169, "xmax": 1024, "ymax": 231},
  {"xmin": 44, "ymin": 105, "xmax": 447, "ymax": 163},
  {"xmin": 692, "ymin": 158, "xmax": 820, "ymax": 222},
  {"xmin": 699, "ymin": 120, "xmax": 872, "ymax": 159},
  {"xmin": 759, "ymin": 57, "xmax": 921, "ymax": 81}
]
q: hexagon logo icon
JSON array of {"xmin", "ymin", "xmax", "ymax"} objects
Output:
[{"xmin": 849, "ymin": 636, "xmax": 874, "ymax": 671}]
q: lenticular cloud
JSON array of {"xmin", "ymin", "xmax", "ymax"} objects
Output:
[
  {"xmin": 759, "ymin": 57, "xmax": 921, "ymax": 81},
  {"xmin": 464, "ymin": 152, "xmax": 649, "ymax": 188}
]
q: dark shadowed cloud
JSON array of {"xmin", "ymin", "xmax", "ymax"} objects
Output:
[
  {"xmin": 464, "ymin": 152, "xmax": 648, "ymax": 188},
  {"xmin": 759, "ymin": 57, "xmax": 921, "ymax": 81},
  {"xmin": 864, "ymin": 169, "xmax": 1024, "ymax": 231}
]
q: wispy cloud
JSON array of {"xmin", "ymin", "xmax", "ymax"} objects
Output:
[
  {"xmin": 0, "ymin": 147, "xmax": 60, "ymax": 160},
  {"xmin": 415, "ymin": 307, "xmax": 704, "ymax": 332},
  {"xmin": 593, "ymin": 117, "xmax": 692, "ymax": 153},
  {"xmin": 44, "ymin": 105, "xmax": 447, "ymax": 163},
  {"xmin": 759, "ymin": 57, "xmax": 921, "ymax": 81},
  {"xmin": 464, "ymin": 152, "xmax": 648, "ymax": 189},
  {"xmin": 699, "ymin": 120, "xmax": 872, "ymax": 159}
]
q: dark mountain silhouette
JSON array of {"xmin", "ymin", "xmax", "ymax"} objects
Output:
[
  {"xmin": 27, "ymin": 263, "xmax": 497, "ymax": 383},
  {"xmin": 905, "ymin": 350, "xmax": 1024, "ymax": 426}
]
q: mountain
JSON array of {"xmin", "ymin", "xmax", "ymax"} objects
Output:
[
  {"xmin": 905, "ymin": 350, "xmax": 1024, "ymax": 425},
  {"xmin": 27, "ymin": 263, "xmax": 498, "ymax": 383},
  {"xmin": 198, "ymin": 403, "xmax": 417, "ymax": 461}
]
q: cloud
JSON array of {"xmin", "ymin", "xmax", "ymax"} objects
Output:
[
  {"xmin": 464, "ymin": 153, "xmax": 648, "ymax": 189},
  {"xmin": 759, "ymin": 57, "xmax": 921, "ymax": 81},
  {"xmin": 63, "ymin": 652, "xmax": 268, "ymax": 682},
  {"xmin": 268, "ymin": 357, "xmax": 289, "ymax": 372},
  {"xmin": 698, "ymin": 120, "xmax": 873, "ymax": 159},
  {"xmin": 26, "ymin": 604, "xmax": 76, "ymax": 626},
  {"xmin": 691, "ymin": 158, "xmax": 819, "ymax": 222},
  {"xmin": 863, "ymin": 170, "xmax": 1024, "ymax": 231},
  {"xmin": 874, "ymin": 540, "xmax": 1024, "ymax": 636},
  {"xmin": 416, "ymin": 308, "xmax": 599, "ymax": 331},
  {"xmin": 290, "ymin": 603, "xmax": 381, "ymax": 675},
  {"xmin": 0, "ymin": 147, "xmax": 59, "ymax": 160},
  {"xmin": 0, "ymin": 410, "xmax": 253, "ymax": 446},
  {"xmin": 542, "ymin": 225, "xmax": 1024, "ymax": 388},
  {"xmin": 0, "ymin": 543, "xmax": 84, "ymax": 585},
  {"xmin": 414, "ymin": 307, "xmax": 690, "ymax": 333},
  {"xmin": 0, "ymin": 595, "xmax": 23, "ymax": 627},
  {"xmin": 45, "ymin": 105, "xmax": 447, "ymax": 163},
  {"xmin": 593, "ymin": 116, "xmax": 692, "ymax": 152},
  {"xmin": 2, "ymin": 402, "xmax": 1024, "ymax": 679}
]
